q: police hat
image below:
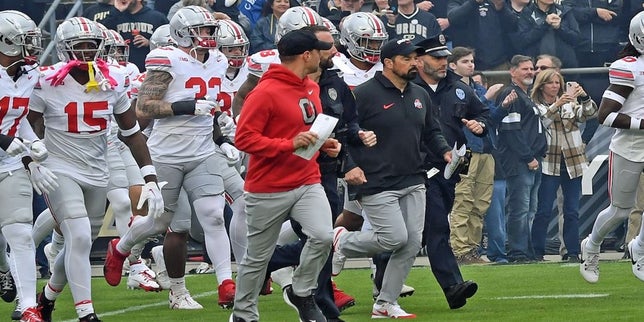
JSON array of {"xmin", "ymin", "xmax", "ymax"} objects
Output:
[{"xmin": 417, "ymin": 34, "xmax": 451, "ymax": 57}]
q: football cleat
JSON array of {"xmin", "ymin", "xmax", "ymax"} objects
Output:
[
  {"xmin": 127, "ymin": 270, "xmax": 161, "ymax": 292},
  {"xmin": 19, "ymin": 307, "xmax": 43, "ymax": 322},
  {"xmin": 36, "ymin": 289, "xmax": 55, "ymax": 322},
  {"xmin": 169, "ymin": 290, "xmax": 203, "ymax": 310},
  {"xmin": 332, "ymin": 227, "xmax": 348, "ymax": 276},
  {"xmin": 103, "ymin": 238, "xmax": 129, "ymax": 286},
  {"xmin": 218, "ymin": 279, "xmax": 236, "ymax": 308},
  {"xmin": 580, "ymin": 237, "xmax": 600, "ymax": 283},
  {"xmin": 627, "ymin": 239, "xmax": 644, "ymax": 281}
]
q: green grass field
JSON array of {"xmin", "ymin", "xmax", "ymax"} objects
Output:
[{"xmin": 2, "ymin": 260, "xmax": 642, "ymax": 321}]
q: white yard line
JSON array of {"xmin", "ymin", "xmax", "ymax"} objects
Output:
[
  {"xmin": 494, "ymin": 293, "xmax": 609, "ymax": 300},
  {"xmin": 61, "ymin": 291, "xmax": 217, "ymax": 322}
]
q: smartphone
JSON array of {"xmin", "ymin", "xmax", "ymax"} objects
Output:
[
  {"xmin": 387, "ymin": 0, "xmax": 398, "ymax": 15},
  {"xmin": 565, "ymin": 81, "xmax": 576, "ymax": 96}
]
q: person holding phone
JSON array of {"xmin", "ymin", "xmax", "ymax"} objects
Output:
[{"xmin": 530, "ymin": 70, "xmax": 597, "ymax": 263}]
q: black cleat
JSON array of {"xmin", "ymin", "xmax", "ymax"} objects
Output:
[
  {"xmin": 37, "ymin": 289, "xmax": 55, "ymax": 322},
  {"xmin": 445, "ymin": 280, "xmax": 478, "ymax": 309},
  {"xmin": 283, "ymin": 285, "xmax": 326, "ymax": 322},
  {"xmin": 0, "ymin": 270, "xmax": 17, "ymax": 302}
]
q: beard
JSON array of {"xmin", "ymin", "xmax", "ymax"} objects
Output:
[
  {"xmin": 319, "ymin": 56, "xmax": 334, "ymax": 69},
  {"xmin": 522, "ymin": 77, "xmax": 534, "ymax": 87},
  {"xmin": 396, "ymin": 68, "xmax": 417, "ymax": 81}
]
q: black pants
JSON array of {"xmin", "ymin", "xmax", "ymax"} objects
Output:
[{"xmin": 424, "ymin": 174, "xmax": 464, "ymax": 291}]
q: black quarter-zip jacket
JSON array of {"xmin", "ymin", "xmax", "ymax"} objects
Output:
[{"xmin": 349, "ymin": 72, "xmax": 449, "ymax": 197}]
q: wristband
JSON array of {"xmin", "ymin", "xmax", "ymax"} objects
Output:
[
  {"xmin": 140, "ymin": 165, "xmax": 157, "ymax": 177},
  {"xmin": 631, "ymin": 117, "xmax": 641, "ymax": 130},
  {"xmin": 602, "ymin": 90, "xmax": 626, "ymax": 105},
  {"xmin": 119, "ymin": 122, "xmax": 140, "ymax": 137},
  {"xmin": 171, "ymin": 100, "xmax": 196, "ymax": 115}
]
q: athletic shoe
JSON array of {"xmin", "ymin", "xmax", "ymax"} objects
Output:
[
  {"xmin": 445, "ymin": 280, "xmax": 478, "ymax": 309},
  {"xmin": 19, "ymin": 307, "xmax": 43, "ymax": 322},
  {"xmin": 580, "ymin": 237, "xmax": 600, "ymax": 283},
  {"xmin": 12, "ymin": 298, "xmax": 21, "ymax": 320},
  {"xmin": 36, "ymin": 289, "xmax": 55, "ymax": 322},
  {"xmin": 332, "ymin": 227, "xmax": 347, "ymax": 276},
  {"xmin": 0, "ymin": 270, "xmax": 17, "ymax": 302},
  {"xmin": 127, "ymin": 270, "xmax": 161, "ymax": 292},
  {"xmin": 103, "ymin": 239, "xmax": 129, "ymax": 286},
  {"xmin": 78, "ymin": 313, "xmax": 101, "ymax": 321},
  {"xmin": 155, "ymin": 270, "xmax": 171, "ymax": 290},
  {"xmin": 282, "ymin": 285, "xmax": 326, "ymax": 322},
  {"xmin": 371, "ymin": 302, "xmax": 416, "ymax": 319},
  {"xmin": 192, "ymin": 262, "xmax": 214, "ymax": 274},
  {"xmin": 627, "ymin": 239, "xmax": 644, "ymax": 281},
  {"xmin": 331, "ymin": 281, "xmax": 355, "ymax": 312},
  {"xmin": 43, "ymin": 244, "xmax": 57, "ymax": 274},
  {"xmin": 169, "ymin": 290, "xmax": 203, "ymax": 310},
  {"xmin": 218, "ymin": 279, "xmax": 236, "ymax": 308}
]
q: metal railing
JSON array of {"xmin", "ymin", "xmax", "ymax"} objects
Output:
[{"xmin": 38, "ymin": 0, "xmax": 85, "ymax": 65}]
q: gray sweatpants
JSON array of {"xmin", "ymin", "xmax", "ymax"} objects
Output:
[
  {"xmin": 233, "ymin": 183, "xmax": 333, "ymax": 321},
  {"xmin": 336, "ymin": 184, "xmax": 426, "ymax": 304}
]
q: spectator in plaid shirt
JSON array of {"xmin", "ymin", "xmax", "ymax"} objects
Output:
[{"xmin": 529, "ymin": 69, "xmax": 597, "ymax": 262}]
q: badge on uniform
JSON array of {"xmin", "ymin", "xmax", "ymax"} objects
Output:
[
  {"xmin": 455, "ymin": 88, "xmax": 465, "ymax": 100},
  {"xmin": 328, "ymin": 88, "xmax": 337, "ymax": 101}
]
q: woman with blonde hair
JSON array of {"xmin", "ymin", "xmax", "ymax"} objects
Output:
[{"xmin": 530, "ymin": 69, "xmax": 598, "ymax": 262}]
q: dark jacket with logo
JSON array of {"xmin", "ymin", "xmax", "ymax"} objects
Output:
[
  {"xmin": 349, "ymin": 72, "xmax": 449, "ymax": 197},
  {"xmin": 414, "ymin": 70, "xmax": 490, "ymax": 168},
  {"xmin": 495, "ymin": 83, "xmax": 547, "ymax": 177}
]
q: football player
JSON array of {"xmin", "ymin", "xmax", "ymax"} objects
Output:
[{"xmin": 28, "ymin": 17, "xmax": 163, "ymax": 322}]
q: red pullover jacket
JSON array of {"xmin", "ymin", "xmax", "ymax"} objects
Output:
[{"xmin": 236, "ymin": 63, "xmax": 323, "ymax": 193}]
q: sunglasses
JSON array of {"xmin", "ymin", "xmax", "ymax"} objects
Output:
[{"xmin": 535, "ymin": 65, "xmax": 555, "ymax": 71}]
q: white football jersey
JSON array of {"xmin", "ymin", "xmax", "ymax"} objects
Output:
[
  {"xmin": 246, "ymin": 49, "xmax": 280, "ymax": 78},
  {"xmin": 338, "ymin": 55, "xmax": 383, "ymax": 89},
  {"xmin": 218, "ymin": 60, "xmax": 249, "ymax": 116},
  {"xmin": 29, "ymin": 63, "xmax": 130, "ymax": 186},
  {"xmin": 607, "ymin": 56, "xmax": 644, "ymax": 162},
  {"xmin": 144, "ymin": 47, "xmax": 228, "ymax": 163},
  {"xmin": 0, "ymin": 65, "xmax": 40, "ymax": 173}
]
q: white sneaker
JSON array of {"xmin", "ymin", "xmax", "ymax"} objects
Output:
[
  {"xmin": 332, "ymin": 227, "xmax": 347, "ymax": 276},
  {"xmin": 627, "ymin": 239, "xmax": 644, "ymax": 282},
  {"xmin": 193, "ymin": 262, "xmax": 214, "ymax": 274},
  {"xmin": 127, "ymin": 270, "xmax": 161, "ymax": 291},
  {"xmin": 371, "ymin": 302, "xmax": 416, "ymax": 319},
  {"xmin": 156, "ymin": 270, "xmax": 171, "ymax": 290},
  {"xmin": 43, "ymin": 243, "xmax": 57, "ymax": 271},
  {"xmin": 169, "ymin": 290, "xmax": 203, "ymax": 310},
  {"xmin": 580, "ymin": 237, "xmax": 600, "ymax": 283},
  {"xmin": 400, "ymin": 284, "xmax": 415, "ymax": 297}
]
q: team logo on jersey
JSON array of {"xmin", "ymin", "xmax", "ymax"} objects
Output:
[
  {"xmin": 455, "ymin": 88, "xmax": 465, "ymax": 100},
  {"xmin": 328, "ymin": 88, "xmax": 337, "ymax": 101},
  {"xmin": 414, "ymin": 99, "xmax": 423, "ymax": 109}
]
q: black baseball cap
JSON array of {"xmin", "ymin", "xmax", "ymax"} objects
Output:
[
  {"xmin": 417, "ymin": 34, "xmax": 452, "ymax": 57},
  {"xmin": 380, "ymin": 39, "xmax": 425, "ymax": 63},
  {"xmin": 277, "ymin": 29, "xmax": 333, "ymax": 56}
]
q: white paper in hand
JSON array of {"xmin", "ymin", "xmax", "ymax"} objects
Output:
[
  {"xmin": 444, "ymin": 143, "xmax": 467, "ymax": 179},
  {"xmin": 294, "ymin": 114, "xmax": 339, "ymax": 160}
]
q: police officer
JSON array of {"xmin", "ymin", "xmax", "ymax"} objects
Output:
[{"xmin": 414, "ymin": 34, "xmax": 489, "ymax": 309}]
